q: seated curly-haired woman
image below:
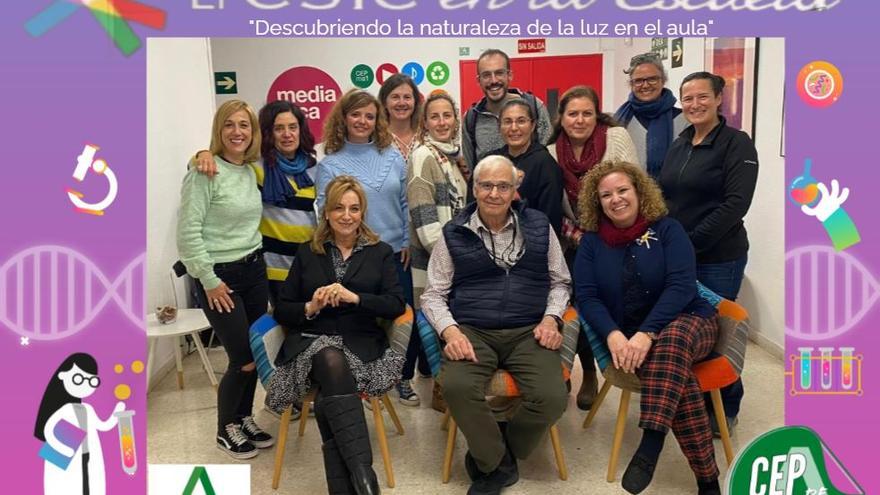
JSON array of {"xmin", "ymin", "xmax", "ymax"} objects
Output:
[
  {"xmin": 267, "ymin": 175, "xmax": 406, "ymax": 495},
  {"xmin": 573, "ymin": 161, "xmax": 721, "ymax": 495}
]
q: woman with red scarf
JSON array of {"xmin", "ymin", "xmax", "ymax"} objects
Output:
[
  {"xmin": 547, "ymin": 85, "xmax": 638, "ymax": 410},
  {"xmin": 574, "ymin": 161, "xmax": 721, "ymax": 495}
]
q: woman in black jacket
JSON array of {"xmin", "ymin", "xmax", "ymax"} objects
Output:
[
  {"xmin": 659, "ymin": 71, "xmax": 758, "ymax": 437},
  {"xmin": 489, "ymin": 98, "xmax": 563, "ymax": 235},
  {"xmin": 268, "ymin": 175, "xmax": 406, "ymax": 495}
]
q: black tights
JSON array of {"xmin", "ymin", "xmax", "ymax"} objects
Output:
[{"xmin": 312, "ymin": 348, "xmax": 358, "ymax": 441}]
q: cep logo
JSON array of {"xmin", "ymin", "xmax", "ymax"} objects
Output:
[
  {"xmin": 148, "ymin": 464, "xmax": 250, "ymax": 494},
  {"xmin": 749, "ymin": 452, "xmax": 809, "ymax": 495}
]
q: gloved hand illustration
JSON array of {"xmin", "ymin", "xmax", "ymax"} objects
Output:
[{"xmin": 801, "ymin": 180, "xmax": 849, "ymax": 222}]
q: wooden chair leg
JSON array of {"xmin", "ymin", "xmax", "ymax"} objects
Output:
[
  {"xmin": 381, "ymin": 394, "xmax": 405, "ymax": 435},
  {"xmin": 607, "ymin": 389, "xmax": 631, "ymax": 482},
  {"xmin": 272, "ymin": 405, "xmax": 293, "ymax": 490},
  {"xmin": 710, "ymin": 388, "xmax": 734, "ymax": 465},
  {"xmin": 174, "ymin": 335, "xmax": 185, "ymax": 389},
  {"xmin": 442, "ymin": 416, "xmax": 457, "ymax": 483},
  {"xmin": 583, "ymin": 379, "xmax": 613, "ymax": 429},
  {"xmin": 441, "ymin": 407, "xmax": 451, "ymax": 431},
  {"xmin": 549, "ymin": 424, "xmax": 568, "ymax": 480},
  {"xmin": 298, "ymin": 390, "xmax": 315, "ymax": 437},
  {"xmin": 370, "ymin": 397, "xmax": 395, "ymax": 488}
]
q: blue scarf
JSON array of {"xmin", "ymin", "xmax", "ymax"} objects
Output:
[
  {"xmin": 614, "ymin": 88, "xmax": 681, "ymax": 179},
  {"xmin": 262, "ymin": 150, "xmax": 314, "ymax": 207}
]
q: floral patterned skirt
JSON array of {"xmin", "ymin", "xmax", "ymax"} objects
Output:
[{"xmin": 266, "ymin": 335, "xmax": 405, "ymax": 411}]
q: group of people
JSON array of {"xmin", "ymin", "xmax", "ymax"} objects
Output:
[{"xmin": 175, "ymin": 48, "xmax": 758, "ymax": 495}]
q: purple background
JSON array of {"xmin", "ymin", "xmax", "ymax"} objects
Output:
[{"xmin": 2, "ymin": 1, "xmax": 877, "ymax": 493}]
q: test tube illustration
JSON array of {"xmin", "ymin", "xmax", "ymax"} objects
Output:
[
  {"xmin": 798, "ymin": 347, "xmax": 813, "ymax": 390},
  {"xmin": 839, "ymin": 347, "xmax": 855, "ymax": 390},
  {"xmin": 819, "ymin": 347, "xmax": 834, "ymax": 390},
  {"xmin": 114, "ymin": 410, "xmax": 137, "ymax": 475}
]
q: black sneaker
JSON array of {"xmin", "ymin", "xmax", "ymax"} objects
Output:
[
  {"xmin": 217, "ymin": 423, "xmax": 258, "ymax": 460},
  {"xmin": 240, "ymin": 416, "xmax": 275, "ymax": 448},
  {"xmin": 467, "ymin": 448, "xmax": 518, "ymax": 495}
]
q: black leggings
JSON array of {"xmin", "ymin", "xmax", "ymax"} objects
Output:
[
  {"xmin": 196, "ymin": 258, "xmax": 268, "ymax": 431},
  {"xmin": 312, "ymin": 348, "xmax": 358, "ymax": 440}
]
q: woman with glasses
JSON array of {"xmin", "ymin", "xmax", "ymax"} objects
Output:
[
  {"xmin": 488, "ymin": 98, "xmax": 563, "ymax": 235},
  {"xmin": 547, "ymin": 85, "xmax": 638, "ymax": 411},
  {"xmin": 614, "ymin": 53, "xmax": 689, "ymax": 178}
]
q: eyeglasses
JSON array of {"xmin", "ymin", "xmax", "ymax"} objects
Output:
[
  {"xmin": 500, "ymin": 118, "xmax": 532, "ymax": 128},
  {"xmin": 476, "ymin": 181, "xmax": 514, "ymax": 194},
  {"xmin": 478, "ymin": 69, "xmax": 510, "ymax": 81},
  {"xmin": 72, "ymin": 373, "xmax": 101, "ymax": 388},
  {"xmin": 631, "ymin": 76, "xmax": 662, "ymax": 87}
]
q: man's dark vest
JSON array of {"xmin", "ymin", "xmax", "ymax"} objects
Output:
[{"xmin": 443, "ymin": 202, "xmax": 550, "ymax": 329}]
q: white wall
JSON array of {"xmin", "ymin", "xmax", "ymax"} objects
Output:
[
  {"xmin": 146, "ymin": 38, "xmax": 216, "ymax": 386},
  {"xmin": 147, "ymin": 36, "xmax": 785, "ymax": 355}
]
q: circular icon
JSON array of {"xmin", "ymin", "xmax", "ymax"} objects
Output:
[
  {"xmin": 376, "ymin": 63, "xmax": 399, "ymax": 85},
  {"xmin": 426, "ymin": 61, "xmax": 450, "ymax": 86},
  {"xmin": 796, "ymin": 61, "xmax": 842, "ymax": 108},
  {"xmin": 267, "ymin": 66, "xmax": 342, "ymax": 143},
  {"xmin": 350, "ymin": 64, "xmax": 374, "ymax": 89},
  {"xmin": 401, "ymin": 62, "xmax": 425, "ymax": 85}
]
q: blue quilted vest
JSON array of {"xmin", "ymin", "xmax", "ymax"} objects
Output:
[{"xmin": 443, "ymin": 202, "xmax": 550, "ymax": 329}]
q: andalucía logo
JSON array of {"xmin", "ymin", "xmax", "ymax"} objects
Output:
[
  {"xmin": 25, "ymin": 0, "xmax": 166, "ymax": 56},
  {"xmin": 726, "ymin": 426, "xmax": 863, "ymax": 495},
  {"xmin": 182, "ymin": 466, "xmax": 216, "ymax": 495}
]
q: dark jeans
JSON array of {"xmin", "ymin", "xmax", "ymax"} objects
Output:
[
  {"xmin": 395, "ymin": 253, "xmax": 430, "ymax": 380},
  {"xmin": 268, "ymin": 279, "xmax": 284, "ymax": 310},
  {"xmin": 697, "ymin": 255, "xmax": 747, "ymax": 418},
  {"xmin": 195, "ymin": 256, "xmax": 269, "ymax": 430}
]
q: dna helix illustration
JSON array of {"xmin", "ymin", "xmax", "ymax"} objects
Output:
[
  {"xmin": 0, "ymin": 245, "xmax": 145, "ymax": 341},
  {"xmin": 786, "ymin": 245, "xmax": 879, "ymax": 340}
]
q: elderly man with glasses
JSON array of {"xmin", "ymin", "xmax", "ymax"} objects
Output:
[
  {"xmin": 462, "ymin": 49, "xmax": 553, "ymax": 171},
  {"xmin": 421, "ymin": 155, "xmax": 570, "ymax": 495},
  {"xmin": 614, "ymin": 52, "xmax": 689, "ymax": 179}
]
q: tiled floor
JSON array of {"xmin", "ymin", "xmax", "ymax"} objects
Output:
[{"xmin": 148, "ymin": 341, "xmax": 783, "ymax": 494}]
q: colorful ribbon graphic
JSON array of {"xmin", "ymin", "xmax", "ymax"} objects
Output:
[{"xmin": 25, "ymin": 0, "xmax": 166, "ymax": 56}]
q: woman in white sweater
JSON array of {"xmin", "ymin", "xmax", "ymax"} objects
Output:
[{"xmin": 547, "ymin": 85, "xmax": 638, "ymax": 411}]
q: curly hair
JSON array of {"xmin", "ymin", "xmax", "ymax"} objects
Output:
[
  {"xmin": 577, "ymin": 161, "xmax": 668, "ymax": 232},
  {"xmin": 310, "ymin": 175, "xmax": 380, "ymax": 255},
  {"xmin": 258, "ymin": 100, "xmax": 316, "ymax": 168},
  {"xmin": 549, "ymin": 85, "xmax": 620, "ymax": 144},
  {"xmin": 417, "ymin": 91, "xmax": 461, "ymax": 143},
  {"xmin": 322, "ymin": 89, "xmax": 392, "ymax": 154}
]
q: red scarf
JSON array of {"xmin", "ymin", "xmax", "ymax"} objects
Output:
[
  {"xmin": 556, "ymin": 123, "xmax": 608, "ymax": 204},
  {"xmin": 598, "ymin": 214, "xmax": 649, "ymax": 248}
]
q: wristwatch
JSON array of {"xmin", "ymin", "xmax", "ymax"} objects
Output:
[{"xmin": 549, "ymin": 314, "xmax": 563, "ymax": 331}]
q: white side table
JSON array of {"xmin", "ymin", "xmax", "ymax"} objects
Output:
[{"xmin": 146, "ymin": 309, "xmax": 218, "ymax": 391}]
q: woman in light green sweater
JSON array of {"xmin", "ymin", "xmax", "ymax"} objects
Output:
[{"xmin": 176, "ymin": 100, "xmax": 274, "ymax": 460}]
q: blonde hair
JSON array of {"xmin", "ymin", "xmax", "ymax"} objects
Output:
[
  {"xmin": 209, "ymin": 100, "xmax": 261, "ymax": 163},
  {"xmin": 322, "ymin": 89, "xmax": 392, "ymax": 154},
  {"xmin": 577, "ymin": 161, "xmax": 668, "ymax": 232},
  {"xmin": 311, "ymin": 176, "xmax": 380, "ymax": 254},
  {"xmin": 418, "ymin": 91, "xmax": 461, "ymax": 143}
]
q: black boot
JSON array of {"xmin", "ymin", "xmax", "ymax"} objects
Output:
[
  {"xmin": 323, "ymin": 439, "xmax": 355, "ymax": 495},
  {"xmin": 316, "ymin": 394, "xmax": 381, "ymax": 495}
]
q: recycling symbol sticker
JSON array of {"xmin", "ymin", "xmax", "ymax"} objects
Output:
[{"xmin": 426, "ymin": 61, "xmax": 450, "ymax": 86}]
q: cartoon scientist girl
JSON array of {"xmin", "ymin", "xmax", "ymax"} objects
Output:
[{"xmin": 34, "ymin": 353, "xmax": 125, "ymax": 495}]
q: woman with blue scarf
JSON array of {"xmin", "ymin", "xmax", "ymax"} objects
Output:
[
  {"xmin": 196, "ymin": 100, "xmax": 319, "ymax": 306},
  {"xmin": 614, "ymin": 53, "xmax": 689, "ymax": 179}
]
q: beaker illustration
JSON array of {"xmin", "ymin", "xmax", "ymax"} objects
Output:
[
  {"xmin": 839, "ymin": 347, "xmax": 855, "ymax": 390},
  {"xmin": 789, "ymin": 158, "xmax": 821, "ymax": 207},
  {"xmin": 114, "ymin": 410, "xmax": 137, "ymax": 475},
  {"xmin": 819, "ymin": 347, "xmax": 834, "ymax": 390},
  {"xmin": 798, "ymin": 347, "xmax": 814, "ymax": 390}
]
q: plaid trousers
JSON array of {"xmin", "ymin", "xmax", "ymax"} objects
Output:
[{"xmin": 637, "ymin": 313, "xmax": 720, "ymax": 482}]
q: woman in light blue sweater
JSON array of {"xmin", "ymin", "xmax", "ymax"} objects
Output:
[{"xmin": 316, "ymin": 89, "xmax": 414, "ymax": 406}]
